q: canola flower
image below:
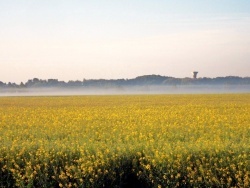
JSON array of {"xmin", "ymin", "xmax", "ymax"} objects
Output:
[{"xmin": 0, "ymin": 94, "xmax": 250, "ymax": 187}]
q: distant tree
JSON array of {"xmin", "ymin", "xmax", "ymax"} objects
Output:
[
  {"xmin": 0, "ymin": 81, "xmax": 6, "ymax": 87},
  {"xmin": 20, "ymin": 82, "xmax": 25, "ymax": 88},
  {"xmin": 33, "ymin": 78, "xmax": 40, "ymax": 83},
  {"xmin": 181, "ymin": 78, "xmax": 193, "ymax": 85},
  {"xmin": 163, "ymin": 78, "xmax": 181, "ymax": 85}
]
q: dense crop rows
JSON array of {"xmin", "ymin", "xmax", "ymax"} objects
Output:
[{"xmin": 0, "ymin": 94, "xmax": 250, "ymax": 187}]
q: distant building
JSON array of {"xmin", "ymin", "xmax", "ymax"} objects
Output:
[{"xmin": 192, "ymin": 71, "xmax": 198, "ymax": 79}]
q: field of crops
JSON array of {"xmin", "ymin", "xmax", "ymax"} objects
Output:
[{"xmin": 0, "ymin": 94, "xmax": 250, "ymax": 187}]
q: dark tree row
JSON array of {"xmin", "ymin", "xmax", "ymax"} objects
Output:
[{"xmin": 1, "ymin": 75, "xmax": 250, "ymax": 89}]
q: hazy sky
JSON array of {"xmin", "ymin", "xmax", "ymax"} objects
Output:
[{"xmin": 1, "ymin": 0, "xmax": 250, "ymax": 83}]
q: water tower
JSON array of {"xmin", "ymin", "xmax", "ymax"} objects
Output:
[{"xmin": 192, "ymin": 71, "xmax": 198, "ymax": 79}]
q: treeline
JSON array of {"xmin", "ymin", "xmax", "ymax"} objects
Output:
[{"xmin": 1, "ymin": 75, "xmax": 250, "ymax": 89}]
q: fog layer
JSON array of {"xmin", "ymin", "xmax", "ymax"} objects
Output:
[{"xmin": 1, "ymin": 85, "xmax": 250, "ymax": 97}]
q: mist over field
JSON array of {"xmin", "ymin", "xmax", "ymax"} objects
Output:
[{"xmin": 1, "ymin": 85, "xmax": 250, "ymax": 97}]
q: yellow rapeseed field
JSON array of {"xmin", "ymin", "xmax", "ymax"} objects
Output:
[{"xmin": 0, "ymin": 94, "xmax": 250, "ymax": 187}]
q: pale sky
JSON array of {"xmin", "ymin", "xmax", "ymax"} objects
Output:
[{"xmin": 0, "ymin": 0, "xmax": 250, "ymax": 83}]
